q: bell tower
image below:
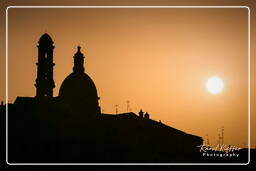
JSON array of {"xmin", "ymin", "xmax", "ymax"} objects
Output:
[{"xmin": 35, "ymin": 33, "xmax": 55, "ymax": 98}]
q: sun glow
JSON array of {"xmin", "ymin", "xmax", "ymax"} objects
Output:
[{"xmin": 206, "ymin": 76, "xmax": 224, "ymax": 94}]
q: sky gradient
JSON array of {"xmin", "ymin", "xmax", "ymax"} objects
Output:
[{"xmin": 1, "ymin": 0, "xmax": 255, "ymax": 149}]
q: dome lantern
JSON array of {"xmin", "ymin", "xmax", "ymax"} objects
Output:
[{"xmin": 73, "ymin": 46, "xmax": 85, "ymax": 73}]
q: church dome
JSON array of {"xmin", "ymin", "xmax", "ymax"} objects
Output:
[
  {"xmin": 59, "ymin": 72, "xmax": 99, "ymax": 101},
  {"xmin": 58, "ymin": 45, "xmax": 101, "ymax": 120},
  {"xmin": 58, "ymin": 46, "xmax": 99, "ymax": 103},
  {"xmin": 38, "ymin": 33, "xmax": 53, "ymax": 45}
]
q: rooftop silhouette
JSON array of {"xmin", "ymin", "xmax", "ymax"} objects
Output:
[{"xmin": 2, "ymin": 34, "xmax": 250, "ymax": 163}]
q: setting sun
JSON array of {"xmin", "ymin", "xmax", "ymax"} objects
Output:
[{"xmin": 206, "ymin": 76, "xmax": 224, "ymax": 94}]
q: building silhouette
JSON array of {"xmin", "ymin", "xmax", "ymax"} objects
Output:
[
  {"xmin": 3, "ymin": 33, "xmax": 210, "ymax": 163},
  {"xmin": 35, "ymin": 34, "xmax": 55, "ymax": 98},
  {"xmin": 58, "ymin": 45, "xmax": 101, "ymax": 119}
]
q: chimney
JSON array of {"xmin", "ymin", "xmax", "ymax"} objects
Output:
[
  {"xmin": 144, "ymin": 112, "xmax": 149, "ymax": 119},
  {"xmin": 139, "ymin": 109, "xmax": 144, "ymax": 118}
]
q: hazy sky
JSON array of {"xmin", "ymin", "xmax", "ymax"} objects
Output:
[{"xmin": 1, "ymin": 1, "xmax": 255, "ymax": 149}]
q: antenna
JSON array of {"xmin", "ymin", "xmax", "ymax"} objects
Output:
[
  {"xmin": 115, "ymin": 104, "xmax": 118, "ymax": 114},
  {"xmin": 205, "ymin": 134, "xmax": 210, "ymax": 145},
  {"xmin": 126, "ymin": 100, "xmax": 130, "ymax": 112},
  {"xmin": 221, "ymin": 126, "xmax": 224, "ymax": 145},
  {"xmin": 218, "ymin": 126, "xmax": 224, "ymax": 145},
  {"xmin": 218, "ymin": 133, "xmax": 221, "ymax": 145}
]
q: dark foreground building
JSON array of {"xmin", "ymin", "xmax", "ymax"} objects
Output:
[{"xmin": 4, "ymin": 34, "xmax": 205, "ymax": 163}]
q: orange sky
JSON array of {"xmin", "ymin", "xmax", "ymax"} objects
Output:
[{"xmin": 1, "ymin": 0, "xmax": 255, "ymax": 149}]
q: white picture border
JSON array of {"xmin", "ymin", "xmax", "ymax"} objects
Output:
[{"xmin": 5, "ymin": 5, "xmax": 251, "ymax": 165}]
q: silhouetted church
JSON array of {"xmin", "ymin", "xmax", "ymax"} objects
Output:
[{"xmin": 4, "ymin": 34, "xmax": 204, "ymax": 163}]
